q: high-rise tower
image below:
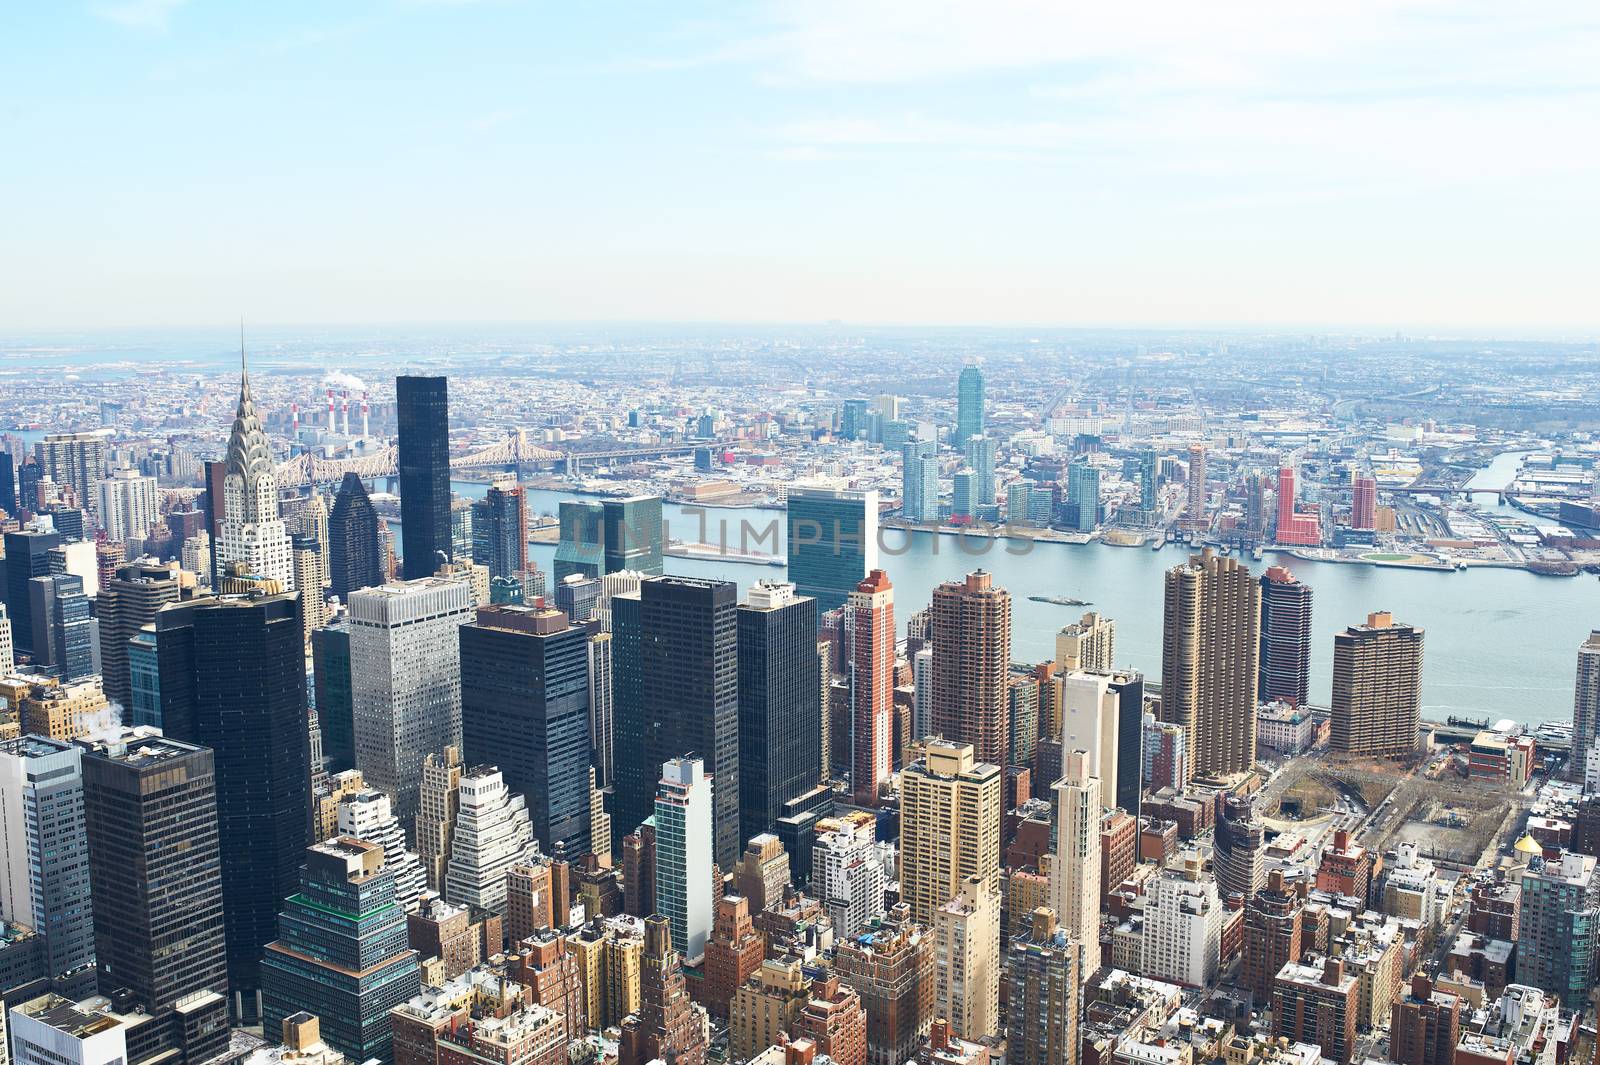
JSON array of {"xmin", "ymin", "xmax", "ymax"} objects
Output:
[
  {"xmin": 1161, "ymin": 550, "xmax": 1260, "ymax": 782},
  {"xmin": 1573, "ymin": 632, "xmax": 1600, "ymax": 784},
  {"xmin": 736, "ymin": 581, "xmax": 821, "ymax": 841},
  {"xmin": 1330, "ymin": 612, "xmax": 1424, "ymax": 756},
  {"xmin": 956, "ymin": 365, "xmax": 985, "ymax": 447},
  {"xmin": 219, "ymin": 352, "xmax": 294, "ymax": 589},
  {"xmin": 1258, "ymin": 566, "xmax": 1312, "ymax": 706},
  {"xmin": 328, "ymin": 472, "xmax": 383, "ymax": 600},
  {"xmin": 931, "ymin": 570, "xmax": 1012, "ymax": 769},
  {"xmin": 899, "ymin": 739, "xmax": 1001, "ymax": 925},
  {"xmin": 1050, "ymin": 749, "xmax": 1102, "ymax": 979},
  {"xmin": 846, "ymin": 570, "xmax": 895, "ymax": 806},
  {"xmin": 787, "ymin": 487, "xmax": 880, "ymax": 615},
  {"xmin": 396, "ymin": 376, "xmax": 451, "ymax": 580}
]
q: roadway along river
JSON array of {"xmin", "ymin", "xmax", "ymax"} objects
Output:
[{"xmin": 450, "ymin": 480, "xmax": 1597, "ymax": 729}]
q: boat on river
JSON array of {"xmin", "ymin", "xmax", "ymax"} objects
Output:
[{"xmin": 1027, "ymin": 594, "xmax": 1091, "ymax": 607}]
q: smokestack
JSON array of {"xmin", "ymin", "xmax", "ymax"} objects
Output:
[
  {"xmin": 291, "ymin": 402, "xmax": 300, "ymax": 436},
  {"xmin": 340, "ymin": 390, "xmax": 350, "ymax": 436},
  {"xmin": 361, "ymin": 392, "xmax": 370, "ymax": 438},
  {"xmin": 326, "ymin": 388, "xmax": 336, "ymax": 428}
]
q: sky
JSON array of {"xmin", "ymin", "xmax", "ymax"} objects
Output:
[{"xmin": 4, "ymin": 0, "xmax": 1600, "ymax": 332}]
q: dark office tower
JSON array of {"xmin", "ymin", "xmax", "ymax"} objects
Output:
[
  {"xmin": 555, "ymin": 574, "xmax": 601, "ymax": 623},
  {"xmin": 0, "ymin": 451, "xmax": 15, "ymax": 516},
  {"xmin": 396, "ymin": 375, "xmax": 451, "ymax": 580},
  {"xmin": 147, "ymin": 598, "xmax": 207, "ymax": 741},
  {"xmin": 203, "ymin": 460, "xmax": 227, "ymax": 589},
  {"xmin": 261, "ymin": 838, "xmax": 420, "ymax": 1063},
  {"xmin": 78, "ymin": 728, "xmax": 230, "ymax": 1063},
  {"xmin": 1331, "ymin": 612, "xmax": 1424, "ymax": 757},
  {"xmin": 328, "ymin": 473, "xmax": 383, "ymax": 600},
  {"xmin": 1108, "ymin": 671, "xmax": 1145, "ymax": 819},
  {"xmin": 97, "ymin": 562, "xmax": 181, "ymax": 711},
  {"xmin": 4, "ymin": 528, "xmax": 61, "ymax": 655},
  {"xmin": 1162, "ymin": 549, "xmax": 1260, "ymax": 783},
  {"xmin": 28, "ymin": 574, "xmax": 93, "ymax": 680},
  {"xmin": 1258, "ymin": 566, "xmax": 1312, "ymax": 706},
  {"xmin": 46, "ymin": 507, "xmax": 87, "ymax": 543},
  {"xmin": 192, "ymin": 593, "xmax": 311, "ymax": 1020},
  {"xmin": 956, "ymin": 365, "xmax": 985, "ymax": 447},
  {"xmin": 787, "ymin": 487, "xmax": 879, "ymax": 616},
  {"xmin": 1214, "ymin": 796, "xmax": 1265, "ymax": 904},
  {"xmin": 737, "ymin": 581, "xmax": 820, "ymax": 844},
  {"xmin": 931, "ymin": 570, "xmax": 1012, "ymax": 769},
  {"xmin": 611, "ymin": 591, "xmax": 650, "ymax": 844},
  {"xmin": 641, "ymin": 576, "xmax": 740, "ymax": 867},
  {"xmin": 313, "ymin": 622, "xmax": 355, "ymax": 773},
  {"xmin": 603, "ymin": 495, "xmax": 665, "ymax": 575},
  {"xmin": 470, "ymin": 479, "xmax": 529, "ymax": 581},
  {"xmin": 552, "ymin": 499, "xmax": 604, "ymax": 581},
  {"xmin": 459, "ymin": 604, "xmax": 592, "ymax": 857}
]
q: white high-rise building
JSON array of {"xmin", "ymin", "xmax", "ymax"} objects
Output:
[
  {"xmin": 348, "ymin": 578, "xmax": 473, "ymax": 829},
  {"xmin": 654, "ymin": 757, "xmax": 713, "ymax": 963},
  {"xmin": 218, "ymin": 357, "xmax": 294, "ymax": 589},
  {"xmin": 588, "ymin": 632, "xmax": 614, "ymax": 790},
  {"xmin": 93, "ymin": 469, "xmax": 159, "ymax": 542},
  {"xmin": 444, "ymin": 767, "xmax": 533, "ymax": 912},
  {"xmin": 598, "ymin": 569, "xmax": 644, "ymax": 632},
  {"xmin": 1056, "ymin": 611, "xmax": 1116, "ymax": 674},
  {"xmin": 11, "ymin": 995, "xmax": 130, "ymax": 1065},
  {"xmin": 1140, "ymin": 851, "xmax": 1222, "ymax": 988},
  {"xmin": 813, "ymin": 821, "xmax": 887, "ymax": 937},
  {"xmin": 1573, "ymin": 631, "xmax": 1600, "ymax": 786},
  {"xmin": 181, "ymin": 532, "xmax": 212, "ymax": 586},
  {"xmin": 1060, "ymin": 670, "xmax": 1119, "ymax": 808},
  {"xmin": 0, "ymin": 604, "xmax": 12, "ymax": 677},
  {"xmin": 337, "ymin": 789, "xmax": 428, "ymax": 913},
  {"xmin": 1051, "ymin": 749, "xmax": 1103, "ymax": 980},
  {"xmin": 913, "ymin": 645, "xmax": 934, "ymax": 740}
]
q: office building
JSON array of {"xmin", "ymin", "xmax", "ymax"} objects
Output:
[
  {"xmin": 4, "ymin": 529, "xmax": 61, "ymax": 656},
  {"xmin": 654, "ymin": 758, "xmax": 714, "ymax": 963},
  {"xmin": 1138, "ymin": 448, "xmax": 1159, "ymax": 518},
  {"xmin": 36, "ymin": 433, "xmax": 104, "ymax": 517},
  {"xmin": 337, "ymin": 791, "xmax": 427, "ymax": 913},
  {"xmin": 610, "ymin": 590, "xmax": 651, "ymax": 843},
  {"xmin": 473, "ymin": 479, "xmax": 528, "ymax": 581},
  {"xmin": 96, "ymin": 563, "xmax": 180, "ymax": 712},
  {"xmin": 1214, "ymin": 796, "xmax": 1265, "ymax": 903},
  {"xmin": 415, "ymin": 747, "xmax": 463, "ymax": 893},
  {"xmin": 349, "ymin": 579, "xmax": 472, "ymax": 830},
  {"xmin": 1059, "ymin": 671, "xmax": 1118, "ymax": 806},
  {"xmin": 1141, "ymin": 853, "xmax": 1222, "ymax": 988},
  {"xmin": 1007, "ymin": 907, "xmax": 1078, "ymax": 1065},
  {"xmin": 951, "ymin": 470, "xmax": 977, "ymax": 519},
  {"xmin": 0, "ymin": 451, "xmax": 14, "ymax": 517},
  {"xmin": 1066, "ymin": 462, "xmax": 1099, "ymax": 531},
  {"xmin": 1161, "ymin": 550, "xmax": 1260, "ymax": 782},
  {"xmin": 312, "ymin": 622, "xmax": 354, "ymax": 772},
  {"xmin": 832, "ymin": 909, "xmax": 934, "ymax": 1065},
  {"xmin": 396, "ymin": 376, "xmax": 451, "ymax": 580},
  {"xmin": 191, "ymin": 593, "xmax": 311, "ymax": 1017},
  {"xmin": 329, "ymin": 473, "xmax": 384, "ymax": 600},
  {"xmin": 587, "ymin": 631, "xmax": 614, "ymax": 790},
  {"xmin": 1390, "ymin": 975, "xmax": 1461, "ymax": 1065},
  {"xmin": 459, "ymin": 603, "xmax": 591, "ymax": 856},
  {"xmin": 93, "ymin": 469, "xmax": 158, "ymax": 542},
  {"xmin": 931, "ymin": 570, "xmax": 1012, "ymax": 768},
  {"xmin": 1273, "ymin": 958, "xmax": 1359, "ymax": 1065},
  {"xmin": 10, "ymin": 994, "xmax": 130, "ymax": 1065},
  {"xmin": 902, "ymin": 441, "xmax": 940, "ymax": 524},
  {"xmin": 1108, "ymin": 671, "xmax": 1145, "ymax": 817},
  {"xmin": 640, "ymin": 577, "xmax": 740, "ymax": 867},
  {"xmin": 932, "ymin": 877, "xmax": 999, "ymax": 1042},
  {"xmin": 964, "ymin": 437, "xmax": 996, "ymax": 507},
  {"xmin": 955, "ymin": 366, "xmax": 985, "ymax": 447},
  {"xmin": 603, "ymin": 496, "xmax": 664, "ymax": 575},
  {"xmin": 78, "ymin": 728, "xmax": 229, "ymax": 1060},
  {"xmin": 737, "ymin": 581, "xmax": 821, "ymax": 841},
  {"xmin": 28, "ymin": 574, "xmax": 93, "ymax": 680},
  {"xmin": 617, "ymin": 915, "xmax": 706, "ymax": 1065},
  {"xmin": 262, "ymin": 838, "xmax": 421, "ymax": 1062},
  {"xmin": 1050, "ymin": 750, "xmax": 1102, "ymax": 979},
  {"xmin": 444, "ymin": 766, "xmax": 533, "ymax": 912},
  {"xmin": 787, "ymin": 487, "xmax": 879, "ymax": 615},
  {"xmin": 1056, "ymin": 611, "xmax": 1115, "ymax": 675},
  {"xmin": 552, "ymin": 499, "xmax": 603, "ymax": 581},
  {"xmin": 1330, "ymin": 612, "xmax": 1424, "ymax": 756},
  {"xmin": 0, "ymin": 737, "xmax": 96, "ymax": 996},
  {"xmin": 1258, "ymin": 567, "xmax": 1312, "ymax": 706},
  {"xmin": 843, "ymin": 570, "xmax": 895, "ymax": 806},
  {"xmin": 1575, "ymin": 631, "xmax": 1600, "ymax": 784},
  {"xmin": 900, "ymin": 739, "xmax": 1002, "ymax": 925},
  {"xmin": 1517, "ymin": 849, "xmax": 1599, "ymax": 1008},
  {"xmin": 293, "ymin": 536, "xmax": 327, "ymax": 644},
  {"xmin": 218, "ymin": 361, "xmax": 294, "ymax": 590}
]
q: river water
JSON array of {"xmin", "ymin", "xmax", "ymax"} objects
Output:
[{"xmin": 454, "ymin": 475, "xmax": 1597, "ymax": 728}]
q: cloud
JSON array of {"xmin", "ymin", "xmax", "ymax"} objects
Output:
[{"xmin": 93, "ymin": 0, "xmax": 187, "ymax": 30}]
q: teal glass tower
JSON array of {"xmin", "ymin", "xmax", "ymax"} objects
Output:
[
  {"xmin": 956, "ymin": 365, "xmax": 985, "ymax": 446},
  {"xmin": 261, "ymin": 837, "xmax": 420, "ymax": 1063},
  {"xmin": 553, "ymin": 499, "xmax": 605, "ymax": 580},
  {"xmin": 785, "ymin": 486, "xmax": 878, "ymax": 615}
]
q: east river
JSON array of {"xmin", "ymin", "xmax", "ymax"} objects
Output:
[{"xmin": 458, "ymin": 472, "xmax": 1599, "ymax": 729}]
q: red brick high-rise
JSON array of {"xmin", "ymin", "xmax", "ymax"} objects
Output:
[
  {"xmin": 1390, "ymin": 975, "xmax": 1461, "ymax": 1065},
  {"xmin": 1351, "ymin": 473, "xmax": 1377, "ymax": 531},
  {"xmin": 796, "ymin": 975, "xmax": 870, "ymax": 1065},
  {"xmin": 849, "ymin": 570, "xmax": 896, "ymax": 805},
  {"xmin": 931, "ymin": 571, "xmax": 1012, "ymax": 769},
  {"xmin": 1275, "ymin": 466, "xmax": 1322, "ymax": 547},
  {"xmin": 703, "ymin": 895, "xmax": 765, "ymax": 1019},
  {"xmin": 619, "ymin": 915, "xmax": 706, "ymax": 1065}
]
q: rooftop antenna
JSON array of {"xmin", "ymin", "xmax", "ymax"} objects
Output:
[{"xmin": 239, "ymin": 317, "xmax": 249, "ymax": 382}]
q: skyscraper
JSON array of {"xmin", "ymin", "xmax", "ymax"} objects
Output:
[
  {"xmin": 313, "ymin": 621, "xmax": 355, "ymax": 772},
  {"xmin": 93, "ymin": 468, "xmax": 159, "ymax": 542},
  {"xmin": 1161, "ymin": 550, "xmax": 1260, "ymax": 782},
  {"xmin": 261, "ymin": 837, "xmax": 421, "ymax": 1061},
  {"xmin": 931, "ymin": 570, "xmax": 1012, "ymax": 768},
  {"xmin": 1065, "ymin": 462, "xmax": 1100, "ymax": 532},
  {"xmin": 1141, "ymin": 853, "xmax": 1222, "ymax": 988},
  {"xmin": 603, "ymin": 496, "xmax": 664, "ymax": 575},
  {"xmin": 218, "ymin": 358, "xmax": 294, "ymax": 590},
  {"xmin": 1574, "ymin": 631, "xmax": 1600, "ymax": 784},
  {"xmin": 192, "ymin": 593, "xmax": 311, "ymax": 1018},
  {"xmin": 460, "ymin": 603, "xmax": 592, "ymax": 857},
  {"xmin": 1516, "ymin": 850, "xmax": 1598, "ymax": 1009},
  {"xmin": 0, "ymin": 604, "xmax": 12, "ymax": 677},
  {"xmin": 787, "ymin": 487, "xmax": 879, "ymax": 615},
  {"xmin": 293, "ymin": 535, "xmax": 327, "ymax": 644},
  {"xmin": 1330, "ymin": 612, "xmax": 1424, "ymax": 756},
  {"xmin": 329, "ymin": 472, "xmax": 383, "ymax": 600},
  {"xmin": 1050, "ymin": 749, "xmax": 1102, "ymax": 979},
  {"xmin": 640, "ymin": 577, "xmax": 740, "ymax": 867},
  {"xmin": 4, "ymin": 528, "xmax": 61, "ymax": 656},
  {"xmin": 1184, "ymin": 444, "xmax": 1207, "ymax": 529},
  {"xmin": 1007, "ymin": 908, "xmax": 1078, "ymax": 1065},
  {"xmin": 955, "ymin": 365, "xmax": 985, "ymax": 447},
  {"xmin": 1138, "ymin": 448, "xmax": 1159, "ymax": 518},
  {"xmin": 618, "ymin": 916, "xmax": 707, "ymax": 1065},
  {"xmin": 901, "ymin": 441, "xmax": 940, "ymax": 524},
  {"xmin": 842, "ymin": 570, "xmax": 895, "ymax": 806},
  {"xmin": 473, "ymin": 478, "xmax": 529, "ymax": 581},
  {"xmin": 28, "ymin": 573, "xmax": 93, "ymax": 680},
  {"xmin": 737, "ymin": 581, "xmax": 821, "ymax": 842},
  {"xmin": 349, "ymin": 578, "xmax": 472, "ymax": 829},
  {"xmin": 832, "ymin": 909, "xmax": 934, "ymax": 1065},
  {"xmin": 96, "ymin": 562, "xmax": 180, "ymax": 711},
  {"xmin": 443, "ymin": 766, "xmax": 533, "ymax": 911},
  {"xmin": 415, "ymin": 746, "xmax": 463, "ymax": 893},
  {"xmin": 396, "ymin": 376, "xmax": 451, "ymax": 580},
  {"xmin": 654, "ymin": 757, "xmax": 714, "ymax": 963},
  {"xmin": 0, "ymin": 450, "xmax": 15, "ymax": 517},
  {"xmin": 36, "ymin": 433, "xmax": 105, "ymax": 517},
  {"xmin": 1108, "ymin": 671, "xmax": 1145, "ymax": 818},
  {"xmin": 610, "ymin": 590, "xmax": 650, "ymax": 842},
  {"xmin": 963, "ymin": 436, "xmax": 996, "ymax": 508},
  {"xmin": 932, "ymin": 876, "xmax": 999, "ymax": 1042},
  {"xmin": 588, "ymin": 631, "xmax": 615, "ymax": 790},
  {"xmin": 1274, "ymin": 466, "xmax": 1323, "ymax": 546},
  {"xmin": 1055, "ymin": 611, "xmax": 1115, "ymax": 675},
  {"xmin": 1058, "ymin": 671, "xmax": 1119, "ymax": 806},
  {"xmin": 552, "ymin": 499, "xmax": 604, "ymax": 581},
  {"xmin": 78, "ymin": 727, "xmax": 229, "ymax": 1060},
  {"xmin": 1351, "ymin": 473, "xmax": 1378, "ymax": 531},
  {"xmin": 1213, "ymin": 795, "xmax": 1265, "ymax": 904},
  {"xmin": 1258, "ymin": 566, "xmax": 1312, "ymax": 706},
  {"xmin": 0, "ymin": 737, "xmax": 96, "ymax": 996},
  {"xmin": 899, "ymin": 739, "xmax": 1002, "ymax": 925},
  {"xmin": 336, "ymin": 790, "xmax": 427, "ymax": 913}
]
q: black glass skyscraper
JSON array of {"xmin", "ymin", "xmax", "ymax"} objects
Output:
[
  {"xmin": 641, "ymin": 576, "xmax": 740, "ymax": 867},
  {"xmin": 611, "ymin": 590, "xmax": 649, "ymax": 846},
  {"xmin": 472, "ymin": 481, "xmax": 528, "ymax": 580},
  {"xmin": 312, "ymin": 622, "xmax": 354, "ymax": 773},
  {"xmin": 79, "ymin": 729, "xmax": 230, "ymax": 1063},
  {"xmin": 395, "ymin": 375, "xmax": 451, "ymax": 580},
  {"xmin": 736, "ymin": 583, "xmax": 820, "ymax": 844},
  {"xmin": 329, "ymin": 472, "xmax": 384, "ymax": 599},
  {"xmin": 28, "ymin": 573, "xmax": 93, "ymax": 680},
  {"xmin": 192, "ymin": 593, "xmax": 311, "ymax": 1021},
  {"xmin": 3, "ymin": 528, "xmax": 60, "ymax": 655},
  {"xmin": 1259, "ymin": 567, "xmax": 1313, "ymax": 706},
  {"xmin": 602, "ymin": 495, "xmax": 665, "ymax": 575},
  {"xmin": 1109, "ymin": 671, "xmax": 1145, "ymax": 820},
  {"xmin": 460, "ymin": 604, "xmax": 592, "ymax": 857},
  {"xmin": 0, "ymin": 452, "xmax": 15, "ymax": 516}
]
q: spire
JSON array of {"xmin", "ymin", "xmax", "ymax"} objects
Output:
[{"xmin": 226, "ymin": 326, "xmax": 275, "ymax": 485}]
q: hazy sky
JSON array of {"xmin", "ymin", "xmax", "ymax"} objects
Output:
[{"xmin": 6, "ymin": 1, "xmax": 1599, "ymax": 331}]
